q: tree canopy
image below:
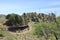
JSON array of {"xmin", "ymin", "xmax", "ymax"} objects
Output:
[{"xmin": 5, "ymin": 13, "xmax": 23, "ymax": 27}]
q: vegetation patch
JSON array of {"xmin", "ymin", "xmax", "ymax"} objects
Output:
[{"xmin": 0, "ymin": 29, "xmax": 4, "ymax": 37}]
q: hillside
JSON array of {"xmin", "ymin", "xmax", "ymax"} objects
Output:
[
  {"xmin": 0, "ymin": 22, "xmax": 41, "ymax": 40},
  {"xmin": 0, "ymin": 13, "xmax": 60, "ymax": 40}
]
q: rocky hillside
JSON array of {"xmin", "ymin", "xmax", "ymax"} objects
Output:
[{"xmin": 22, "ymin": 12, "xmax": 56, "ymax": 23}]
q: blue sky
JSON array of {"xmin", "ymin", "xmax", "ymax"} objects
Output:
[{"xmin": 0, "ymin": 0, "xmax": 60, "ymax": 16}]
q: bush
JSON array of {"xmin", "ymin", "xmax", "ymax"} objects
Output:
[
  {"xmin": 0, "ymin": 30, "xmax": 4, "ymax": 37},
  {"xmin": 33, "ymin": 22, "xmax": 60, "ymax": 40},
  {"xmin": 33, "ymin": 22, "xmax": 48, "ymax": 37}
]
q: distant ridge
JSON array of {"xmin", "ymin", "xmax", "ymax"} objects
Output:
[{"xmin": 0, "ymin": 14, "xmax": 5, "ymax": 18}]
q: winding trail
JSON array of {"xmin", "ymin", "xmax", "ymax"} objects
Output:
[
  {"xmin": 9, "ymin": 22, "xmax": 34, "ymax": 34},
  {"xmin": 8, "ymin": 22, "xmax": 36, "ymax": 40}
]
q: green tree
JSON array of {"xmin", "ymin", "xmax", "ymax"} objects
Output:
[{"xmin": 5, "ymin": 13, "xmax": 23, "ymax": 27}]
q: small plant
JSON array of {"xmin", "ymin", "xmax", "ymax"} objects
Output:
[
  {"xmin": 0, "ymin": 33, "xmax": 3, "ymax": 37},
  {"xmin": 0, "ymin": 29, "xmax": 4, "ymax": 37}
]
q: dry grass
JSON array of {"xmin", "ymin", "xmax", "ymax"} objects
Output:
[
  {"xmin": 0, "ymin": 22, "xmax": 40, "ymax": 40},
  {"xmin": 0, "ymin": 22, "xmax": 58, "ymax": 40}
]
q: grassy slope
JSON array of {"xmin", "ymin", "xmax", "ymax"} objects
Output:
[
  {"xmin": 0, "ymin": 16, "xmax": 59, "ymax": 40},
  {"xmin": 0, "ymin": 29, "xmax": 40, "ymax": 40},
  {"xmin": 0, "ymin": 22, "xmax": 40, "ymax": 40},
  {"xmin": 0, "ymin": 28, "xmax": 19, "ymax": 40},
  {"xmin": 0, "ymin": 22, "xmax": 58, "ymax": 40},
  {"xmin": 0, "ymin": 16, "xmax": 40, "ymax": 40}
]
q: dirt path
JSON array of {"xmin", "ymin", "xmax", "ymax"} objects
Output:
[
  {"xmin": 9, "ymin": 22, "xmax": 34, "ymax": 35},
  {"xmin": 28, "ymin": 22, "xmax": 34, "ymax": 32},
  {"xmin": 8, "ymin": 22, "xmax": 36, "ymax": 40}
]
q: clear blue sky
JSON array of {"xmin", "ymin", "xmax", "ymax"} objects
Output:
[{"xmin": 0, "ymin": 0, "xmax": 60, "ymax": 16}]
